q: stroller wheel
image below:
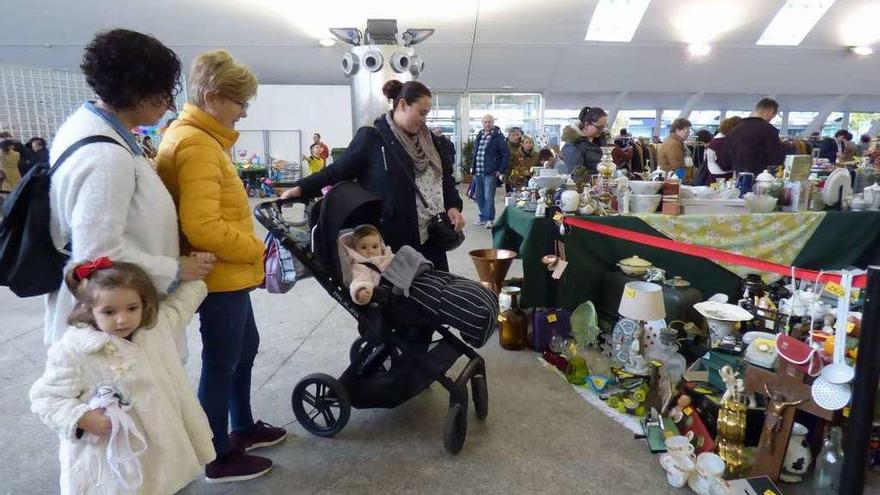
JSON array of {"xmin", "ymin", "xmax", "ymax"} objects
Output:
[
  {"xmin": 471, "ymin": 375, "xmax": 488, "ymax": 420},
  {"xmin": 442, "ymin": 402, "xmax": 468, "ymax": 455},
  {"xmin": 291, "ymin": 373, "xmax": 351, "ymax": 438}
]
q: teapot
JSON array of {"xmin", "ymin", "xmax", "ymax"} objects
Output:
[{"xmin": 556, "ymin": 182, "xmax": 580, "ymax": 213}]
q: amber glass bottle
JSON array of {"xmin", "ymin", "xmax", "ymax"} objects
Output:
[{"xmin": 498, "ymin": 287, "xmax": 528, "ymax": 350}]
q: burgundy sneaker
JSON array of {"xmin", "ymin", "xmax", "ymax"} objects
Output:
[
  {"xmin": 229, "ymin": 420, "xmax": 288, "ymax": 452},
  {"xmin": 205, "ymin": 449, "xmax": 272, "ymax": 483}
]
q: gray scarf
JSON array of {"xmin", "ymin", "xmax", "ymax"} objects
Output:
[{"xmin": 385, "ymin": 112, "xmax": 441, "ymax": 173}]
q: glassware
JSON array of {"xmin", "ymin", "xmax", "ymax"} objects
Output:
[
  {"xmin": 498, "ymin": 287, "xmax": 528, "ymax": 350},
  {"xmin": 813, "ymin": 426, "xmax": 844, "ymax": 494}
]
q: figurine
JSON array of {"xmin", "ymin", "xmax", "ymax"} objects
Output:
[
  {"xmin": 624, "ymin": 334, "xmax": 649, "ymax": 375},
  {"xmin": 719, "ymin": 366, "xmax": 744, "ymax": 405},
  {"xmin": 761, "ymin": 384, "xmax": 807, "ymax": 449}
]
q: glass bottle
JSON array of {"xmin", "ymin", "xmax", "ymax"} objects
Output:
[
  {"xmin": 498, "ymin": 287, "xmax": 528, "ymax": 350},
  {"xmin": 813, "ymin": 426, "xmax": 844, "ymax": 494}
]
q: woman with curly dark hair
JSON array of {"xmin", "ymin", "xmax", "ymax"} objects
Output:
[{"xmin": 44, "ymin": 29, "xmax": 215, "ymax": 356}]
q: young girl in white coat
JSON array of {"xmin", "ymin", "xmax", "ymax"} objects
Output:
[{"xmin": 30, "ymin": 256, "xmax": 219, "ymax": 494}]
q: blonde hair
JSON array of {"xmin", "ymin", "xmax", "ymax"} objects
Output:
[
  {"xmin": 188, "ymin": 50, "xmax": 258, "ymax": 108},
  {"xmin": 65, "ymin": 261, "xmax": 160, "ymax": 330}
]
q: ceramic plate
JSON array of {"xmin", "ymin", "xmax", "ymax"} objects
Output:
[
  {"xmin": 694, "ymin": 301, "xmax": 754, "ymax": 322},
  {"xmin": 822, "ymin": 168, "xmax": 853, "ymax": 206}
]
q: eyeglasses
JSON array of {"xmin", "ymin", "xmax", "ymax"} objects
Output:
[
  {"xmin": 589, "ymin": 122, "xmax": 606, "ymax": 131},
  {"xmin": 229, "ymin": 98, "xmax": 249, "ymax": 110}
]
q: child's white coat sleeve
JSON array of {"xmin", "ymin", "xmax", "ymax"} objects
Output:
[
  {"xmin": 156, "ymin": 280, "xmax": 208, "ymax": 332},
  {"xmin": 29, "ymin": 345, "xmax": 91, "ymax": 440}
]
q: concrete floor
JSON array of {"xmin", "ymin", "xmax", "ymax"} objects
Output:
[{"xmin": 0, "ymin": 187, "xmax": 875, "ymax": 494}]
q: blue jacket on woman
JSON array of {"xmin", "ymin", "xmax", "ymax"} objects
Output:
[{"xmin": 470, "ymin": 126, "xmax": 510, "ymax": 175}]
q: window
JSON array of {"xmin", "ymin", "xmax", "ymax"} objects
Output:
[
  {"xmin": 614, "ymin": 110, "xmax": 657, "ymax": 138},
  {"xmin": 544, "ymin": 109, "xmax": 580, "ymax": 147},
  {"xmin": 660, "ymin": 110, "xmax": 681, "ymax": 137},
  {"xmin": 689, "ymin": 111, "xmax": 721, "ymax": 134},
  {"xmin": 821, "ymin": 112, "xmax": 844, "ymax": 137},
  {"xmin": 786, "ymin": 112, "xmax": 819, "ymax": 137},
  {"xmin": 468, "ymin": 93, "xmax": 542, "ymax": 140},
  {"xmin": 426, "ymin": 92, "xmax": 459, "ymax": 140},
  {"xmin": 849, "ymin": 113, "xmax": 880, "ymax": 137}
]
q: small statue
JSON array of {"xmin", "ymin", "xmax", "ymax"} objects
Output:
[
  {"xmin": 624, "ymin": 334, "xmax": 649, "ymax": 375},
  {"xmin": 761, "ymin": 384, "xmax": 807, "ymax": 449},
  {"xmin": 719, "ymin": 365, "xmax": 743, "ymax": 405}
]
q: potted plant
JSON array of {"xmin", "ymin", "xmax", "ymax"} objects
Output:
[{"xmin": 461, "ymin": 139, "xmax": 474, "ymax": 183}]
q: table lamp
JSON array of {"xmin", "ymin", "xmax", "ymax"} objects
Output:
[{"xmin": 618, "ymin": 281, "xmax": 666, "ymax": 375}]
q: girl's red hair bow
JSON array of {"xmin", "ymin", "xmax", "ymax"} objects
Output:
[{"xmin": 74, "ymin": 257, "xmax": 113, "ymax": 281}]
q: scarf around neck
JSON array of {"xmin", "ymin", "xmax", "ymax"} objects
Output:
[{"xmin": 385, "ymin": 112, "xmax": 441, "ymax": 174}]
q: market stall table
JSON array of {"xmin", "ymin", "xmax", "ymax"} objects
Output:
[{"xmin": 493, "ymin": 206, "xmax": 880, "ymax": 311}]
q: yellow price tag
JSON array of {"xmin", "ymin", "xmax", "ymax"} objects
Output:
[
  {"xmin": 624, "ymin": 287, "xmax": 636, "ymax": 299},
  {"xmin": 682, "ymin": 406, "xmax": 693, "ymax": 416},
  {"xmin": 553, "ymin": 212, "xmax": 564, "ymax": 222},
  {"xmin": 847, "ymin": 321, "xmax": 856, "ymax": 334},
  {"xmin": 764, "ymin": 491, "xmax": 776, "ymax": 495},
  {"xmin": 825, "ymin": 281, "xmax": 846, "ymax": 298},
  {"xmin": 547, "ymin": 314, "xmax": 557, "ymax": 323}
]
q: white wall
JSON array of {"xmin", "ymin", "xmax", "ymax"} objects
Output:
[{"xmin": 238, "ymin": 84, "xmax": 353, "ymax": 153}]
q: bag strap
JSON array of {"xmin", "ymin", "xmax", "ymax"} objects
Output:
[
  {"xmin": 372, "ymin": 127, "xmax": 430, "ymax": 209},
  {"xmin": 49, "ymin": 135, "xmax": 126, "ymax": 176}
]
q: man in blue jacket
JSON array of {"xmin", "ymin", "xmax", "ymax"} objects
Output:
[{"xmin": 471, "ymin": 114, "xmax": 510, "ymax": 229}]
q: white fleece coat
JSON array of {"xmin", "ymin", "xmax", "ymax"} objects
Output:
[
  {"xmin": 45, "ymin": 106, "xmax": 181, "ymax": 348},
  {"xmin": 30, "ymin": 282, "xmax": 216, "ymax": 495}
]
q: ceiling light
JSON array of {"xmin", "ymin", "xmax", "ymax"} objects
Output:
[
  {"xmin": 585, "ymin": 0, "xmax": 652, "ymax": 43},
  {"xmin": 318, "ymin": 38, "xmax": 337, "ymax": 47},
  {"xmin": 851, "ymin": 45, "xmax": 873, "ymax": 56},
  {"xmin": 688, "ymin": 43, "xmax": 711, "ymax": 57},
  {"xmin": 502, "ymin": 85, "xmax": 513, "ymax": 89},
  {"xmin": 757, "ymin": 0, "xmax": 836, "ymax": 46}
]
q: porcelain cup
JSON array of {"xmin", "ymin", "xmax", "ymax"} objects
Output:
[
  {"xmin": 660, "ymin": 453, "xmax": 694, "ymax": 488},
  {"xmin": 688, "ymin": 453, "xmax": 726, "ymax": 495},
  {"xmin": 665, "ymin": 434, "xmax": 695, "ymax": 456}
]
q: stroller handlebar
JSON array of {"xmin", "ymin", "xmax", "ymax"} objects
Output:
[{"xmin": 254, "ymin": 198, "xmax": 311, "ymax": 231}]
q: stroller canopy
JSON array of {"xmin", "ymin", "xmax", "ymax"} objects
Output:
[{"xmin": 311, "ymin": 181, "xmax": 383, "ymax": 280}]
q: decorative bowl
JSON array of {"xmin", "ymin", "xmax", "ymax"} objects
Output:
[
  {"xmin": 617, "ymin": 255, "xmax": 653, "ymax": 276},
  {"xmin": 744, "ymin": 193, "xmax": 777, "ymax": 213},
  {"xmin": 629, "ymin": 181, "xmax": 663, "ymax": 195}
]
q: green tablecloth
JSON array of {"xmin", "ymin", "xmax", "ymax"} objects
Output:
[
  {"xmin": 492, "ymin": 205, "xmax": 556, "ymax": 308},
  {"xmin": 493, "ymin": 207, "xmax": 880, "ymax": 309}
]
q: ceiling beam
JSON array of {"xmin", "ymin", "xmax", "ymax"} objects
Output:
[
  {"xmin": 606, "ymin": 91, "xmax": 629, "ymax": 130},
  {"xmin": 678, "ymin": 92, "xmax": 705, "ymax": 120},
  {"xmin": 802, "ymin": 94, "xmax": 849, "ymax": 136}
]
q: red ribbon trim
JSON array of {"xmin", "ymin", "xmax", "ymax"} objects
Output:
[{"xmin": 563, "ymin": 216, "xmax": 867, "ymax": 289}]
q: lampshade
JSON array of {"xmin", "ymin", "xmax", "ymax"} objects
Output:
[{"xmin": 618, "ymin": 281, "xmax": 666, "ymax": 321}]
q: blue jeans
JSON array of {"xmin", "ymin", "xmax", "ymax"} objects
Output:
[
  {"xmin": 474, "ymin": 174, "xmax": 497, "ymax": 222},
  {"xmin": 197, "ymin": 290, "xmax": 260, "ymax": 457}
]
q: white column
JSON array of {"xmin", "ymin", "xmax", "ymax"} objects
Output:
[
  {"xmin": 867, "ymin": 119, "xmax": 880, "ymax": 137},
  {"xmin": 654, "ymin": 109, "xmax": 662, "ymax": 138},
  {"xmin": 842, "ymin": 112, "xmax": 850, "ymax": 131},
  {"xmin": 780, "ymin": 111, "xmax": 790, "ymax": 136}
]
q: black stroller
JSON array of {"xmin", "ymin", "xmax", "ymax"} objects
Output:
[{"xmin": 254, "ymin": 181, "xmax": 491, "ymax": 454}]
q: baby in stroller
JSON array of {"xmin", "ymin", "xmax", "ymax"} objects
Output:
[
  {"xmin": 254, "ymin": 181, "xmax": 498, "ymax": 454},
  {"xmin": 340, "ymin": 224, "xmax": 498, "ymax": 349}
]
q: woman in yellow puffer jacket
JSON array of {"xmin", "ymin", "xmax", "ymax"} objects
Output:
[{"xmin": 155, "ymin": 50, "xmax": 285, "ymax": 484}]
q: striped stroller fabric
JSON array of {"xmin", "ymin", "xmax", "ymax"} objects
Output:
[{"xmin": 408, "ymin": 270, "xmax": 499, "ymax": 348}]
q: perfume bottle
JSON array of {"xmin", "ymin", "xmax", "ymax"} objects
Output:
[{"xmin": 813, "ymin": 426, "xmax": 844, "ymax": 494}]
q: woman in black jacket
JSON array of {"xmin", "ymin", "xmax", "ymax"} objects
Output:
[{"xmin": 282, "ymin": 80, "xmax": 464, "ymax": 271}]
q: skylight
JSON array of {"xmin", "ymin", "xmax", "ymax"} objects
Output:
[
  {"xmin": 585, "ymin": 0, "xmax": 652, "ymax": 43},
  {"xmin": 757, "ymin": 0, "xmax": 836, "ymax": 46}
]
